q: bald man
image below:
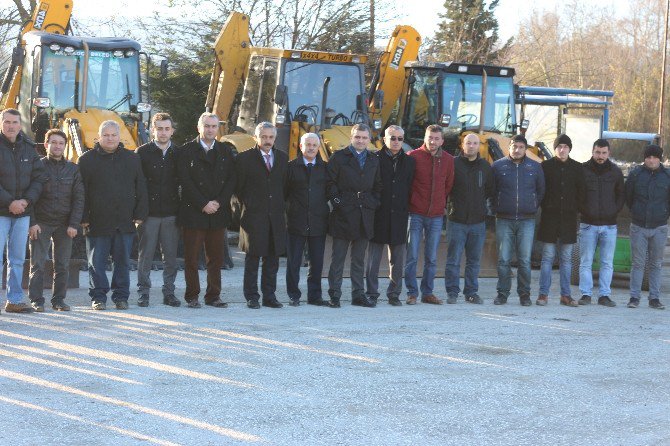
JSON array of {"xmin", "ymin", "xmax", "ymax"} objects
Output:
[{"xmin": 444, "ymin": 134, "xmax": 493, "ymax": 304}]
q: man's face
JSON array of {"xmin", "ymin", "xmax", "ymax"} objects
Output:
[
  {"xmin": 384, "ymin": 128, "xmax": 404, "ymax": 154},
  {"xmin": 509, "ymin": 141, "xmax": 527, "ymax": 160},
  {"xmin": 1, "ymin": 113, "xmax": 21, "ymax": 142},
  {"xmin": 644, "ymin": 156, "xmax": 661, "ymax": 170},
  {"xmin": 46, "ymin": 134, "xmax": 66, "ymax": 159},
  {"xmin": 99, "ymin": 125, "xmax": 120, "ymax": 152},
  {"xmin": 351, "ymin": 129, "xmax": 371, "ymax": 151},
  {"xmin": 300, "ymin": 136, "xmax": 319, "ymax": 161},
  {"xmin": 255, "ymin": 128, "xmax": 276, "ymax": 152},
  {"xmin": 152, "ymin": 119, "xmax": 174, "ymax": 145},
  {"xmin": 199, "ymin": 116, "xmax": 219, "ymax": 142},
  {"xmin": 424, "ymin": 130, "xmax": 443, "ymax": 154},
  {"xmin": 592, "ymin": 145, "xmax": 609, "ymax": 164},
  {"xmin": 462, "ymin": 134, "xmax": 480, "ymax": 158},
  {"xmin": 554, "ymin": 143, "xmax": 570, "ymax": 162}
]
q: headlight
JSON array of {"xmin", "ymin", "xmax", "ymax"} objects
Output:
[
  {"xmin": 49, "ymin": 44, "xmax": 61, "ymax": 51},
  {"xmin": 113, "ymin": 50, "xmax": 124, "ymax": 57}
]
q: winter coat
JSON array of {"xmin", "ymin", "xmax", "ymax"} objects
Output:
[
  {"xmin": 135, "ymin": 141, "xmax": 179, "ymax": 217},
  {"xmin": 284, "ymin": 156, "xmax": 329, "ymax": 237},
  {"xmin": 0, "ymin": 131, "xmax": 44, "ymax": 217},
  {"xmin": 371, "ymin": 148, "xmax": 415, "ymax": 245},
  {"xmin": 408, "ymin": 146, "xmax": 454, "ymax": 218},
  {"xmin": 32, "ymin": 156, "xmax": 84, "ymax": 229},
  {"xmin": 579, "ymin": 158, "xmax": 624, "ymax": 226},
  {"xmin": 176, "ymin": 138, "xmax": 236, "ymax": 230},
  {"xmin": 492, "ymin": 155, "xmax": 545, "ymax": 220},
  {"xmin": 79, "ymin": 144, "xmax": 148, "ymax": 236},
  {"xmin": 537, "ymin": 157, "xmax": 585, "ymax": 244},
  {"xmin": 448, "ymin": 154, "xmax": 493, "ymax": 225},
  {"xmin": 327, "ymin": 146, "xmax": 382, "ymax": 241},
  {"xmin": 236, "ymin": 146, "xmax": 288, "ymax": 256},
  {"xmin": 625, "ymin": 164, "xmax": 670, "ymax": 229}
]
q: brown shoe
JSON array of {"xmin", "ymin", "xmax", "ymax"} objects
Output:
[
  {"xmin": 536, "ymin": 295, "xmax": 548, "ymax": 306},
  {"xmin": 406, "ymin": 295, "xmax": 417, "ymax": 305},
  {"xmin": 5, "ymin": 302, "xmax": 34, "ymax": 313},
  {"xmin": 560, "ymin": 295, "xmax": 578, "ymax": 307},
  {"xmin": 421, "ymin": 294, "xmax": 443, "ymax": 305}
]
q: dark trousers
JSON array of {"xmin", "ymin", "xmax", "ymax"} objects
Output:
[
  {"xmin": 28, "ymin": 223, "xmax": 73, "ymax": 304},
  {"xmin": 286, "ymin": 233, "xmax": 326, "ymax": 302},
  {"xmin": 183, "ymin": 227, "xmax": 224, "ymax": 303},
  {"xmin": 243, "ymin": 242, "xmax": 279, "ymax": 303},
  {"xmin": 328, "ymin": 237, "xmax": 368, "ymax": 302},
  {"xmin": 86, "ymin": 231, "xmax": 134, "ymax": 303}
]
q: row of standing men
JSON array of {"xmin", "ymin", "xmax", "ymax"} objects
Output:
[{"xmin": 0, "ymin": 108, "xmax": 667, "ymax": 312}]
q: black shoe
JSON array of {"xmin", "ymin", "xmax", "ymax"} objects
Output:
[
  {"xmin": 649, "ymin": 298, "xmax": 665, "ymax": 310},
  {"xmin": 262, "ymin": 298, "xmax": 283, "ymax": 308},
  {"xmin": 186, "ymin": 300, "xmax": 202, "ymax": 309},
  {"xmin": 493, "ymin": 294, "xmax": 508, "ymax": 305},
  {"xmin": 115, "ymin": 301, "xmax": 129, "ymax": 310},
  {"xmin": 288, "ymin": 299, "xmax": 300, "ymax": 307},
  {"xmin": 31, "ymin": 302, "xmax": 45, "ymax": 312},
  {"xmin": 519, "ymin": 295, "xmax": 532, "ymax": 307},
  {"xmin": 247, "ymin": 299, "xmax": 261, "ymax": 309},
  {"xmin": 163, "ymin": 294, "xmax": 181, "ymax": 307},
  {"xmin": 465, "ymin": 294, "xmax": 483, "ymax": 304},
  {"xmin": 597, "ymin": 296, "xmax": 616, "ymax": 307},
  {"xmin": 329, "ymin": 300, "xmax": 341, "ymax": 308},
  {"xmin": 307, "ymin": 299, "xmax": 330, "ymax": 306},
  {"xmin": 137, "ymin": 294, "xmax": 149, "ymax": 307},
  {"xmin": 352, "ymin": 296, "xmax": 375, "ymax": 307},
  {"xmin": 627, "ymin": 298, "xmax": 640, "ymax": 308},
  {"xmin": 578, "ymin": 295, "xmax": 592, "ymax": 305},
  {"xmin": 52, "ymin": 300, "xmax": 70, "ymax": 311},
  {"xmin": 205, "ymin": 299, "xmax": 228, "ymax": 308},
  {"xmin": 388, "ymin": 296, "xmax": 402, "ymax": 306}
]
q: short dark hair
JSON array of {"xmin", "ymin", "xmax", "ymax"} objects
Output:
[
  {"xmin": 511, "ymin": 135, "xmax": 527, "ymax": 147},
  {"xmin": 45, "ymin": 129, "xmax": 67, "ymax": 144},
  {"xmin": 426, "ymin": 124, "xmax": 443, "ymax": 134},
  {"xmin": 151, "ymin": 112, "xmax": 173, "ymax": 127},
  {"xmin": 351, "ymin": 123, "xmax": 370, "ymax": 136},
  {"xmin": 1, "ymin": 108, "xmax": 20, "ymax": 121},
  {"xmin": 593, "ymin": 138, "xmax": 610, "ymax": 150}
]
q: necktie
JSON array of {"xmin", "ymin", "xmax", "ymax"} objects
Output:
[
  {"xmin": 306, "ymin": 162, "xmax": 313, "ymax": 179},
  {"xmin": 264, "ymin": 153, "xmax": 272, "ymax": 172}
]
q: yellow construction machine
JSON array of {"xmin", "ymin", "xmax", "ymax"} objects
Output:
[
  {"xmin": 0, "ymin": 0, "xmax": 152, "ymax": 161},
  {"xmin": 205, "ymin": 12, "xmax": 370, "ymax": 159}
]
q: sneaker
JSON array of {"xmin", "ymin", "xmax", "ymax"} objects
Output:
[
  {"xmin": 421, "ymin": 295, "xmax": 443, "ymax": 305},
  {"xmin": 5, "ymin": 302, "xmax": 35, "ymax": 313},
  {"xmin": 406, "ymin": 295, "xmax": 417, "ymax": 305},
  {"xmin": 92, "ymin": 301, "xmax": 106, "ymax": 310},
  {"xmin": 328, "ymin": 299, "xmax": 341, "ymax": 308},
  {"xmin": 465, "ymin": 295, "xmax": 483, "ymax": 304},
  {"xmin": 578, "ymin": 295, "xmax": 592, "ymax": 305},
  {"xmin": 115, "ymin": 301, "xmax": 129, "ymax": 310},
  {"xmin": 560, "ymin": 296, "xmax": 578, "ymax": 307},
  {"xmin": 187, "ymin": 300, "xmax": 203, "ymax": 309},
  {"xmin": 163, "ymin": 294, "xmax": 181, "ymax": 307},
  {"xmin": 52, "ymin": 300, "xmax": 70, "ymax": 311},
  {"xmin": 31, "ymin": 302, "xmax": 45, "ymax": 312},
  {"xmin": 447, "ymin": 295, "xmax": 458, "ymax": 304},
  {"xmin": 493, "ymin": 294, "xmax": 508, "ymax": 305},
  {"xmin": 536, "ymin": 295, "xmax": 548, "ymax": 306},
  {"xmin": 288, "ymin": 299, "xmax": 300, "ymax": 307},
  {"xmin": 649, "ymin": 299, "xmax": 665, "ymax": 310},
  {"xmin": 519, "ymin": 295, "xmax": 532, "ymax": 307},
  {"xmin": 627, "ymin": 298, "xmax": 640, "ymax": 308},
  {"xmin": 137, "ymin": 294, "xmax": 149, "ymax": 307},
  {"xmin": 597, "ymin": 296, "xmax": 616, "ymax": 307},
  {"xmin": 388, "ymin": 296, "xmax": 402, "ymax": 306}
]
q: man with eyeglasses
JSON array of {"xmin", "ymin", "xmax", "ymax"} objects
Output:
[{"xmin": 365, "ymin": 125, "xmax": 415, "ymax": 306}]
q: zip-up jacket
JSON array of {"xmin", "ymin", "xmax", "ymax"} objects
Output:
[
  {"xmin": 0, "ymin": 131, "xmax": 44, "ymax": 217},
  {"xmin": 448, "ymin": 154, "xmax": 493, "ymax": 224},
  {"xmin": 492, "ymin": 155, "xmax": 545, "ymax": 220},
  {"xmin": 579, "ymin": 158, "xmax": 624, "ymax": 226},
  {"xmin": 625, "ymin": 164, "xmax": 670, "ymax": 229},
  {"xmin": 135, "ymin": 141, "xmax": 179, "ymax": 217},
  {"xmin": 408, "ymin": 145, "xmax": 454, "ymax": 217},
  {"xmin": 32, "ymin": 155, "xmax": 84, "ymax": 228}
]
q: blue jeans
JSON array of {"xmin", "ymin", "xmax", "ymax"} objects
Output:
[
  {"xmin": 539, "ymin": 242, "xmax": 573, "ymax": 297},
  {"xmin": 496, "ymin": 218, "xmax": 535, "ymax": 298},
  {"xmin": 629, "ymin": 224, "xmax": 667, "ymax": 300},
  {"xmin": 86, "ymin": 232, "xmax": 135, "ymax": 303},
  {"xmin": 445, "ymin": 221, "xmax": 486, "ymax": 297},
  {"xmin": 404, "ymin": 214, "xmax": 443, "ymax": 297},
  {"xmin": 0, "ymin": 216, "xmax": 30, "ymax": 303},
  {"xmin": 579, "ymin": 224, "xmax": 617, "ymax": 297}
]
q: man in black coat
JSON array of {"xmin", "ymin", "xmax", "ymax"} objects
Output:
[
  {"xmin": 236, "ymin": 122, "xmax": 288, "ymax": 309},
  {"xmin": 537, "ymin": 134, "xmax": 585, "ymax": 307},
  {"xmin": 177, "ymin": 112, "xmax": 236, "ymax": 309},
  {"xmin": 79, "ymin": 120, "xmax": 148, "ymax": 310},
  {"xmin": 284, "ymin": 133, "xmax": 330, "ymax": 307},
  {"xmin": 327, "ymin": 123, "xmax": 382, "ymax": 308},
  {"xmin": 364, "ymin": 125, "xmax": 415, "ymax": 306}
]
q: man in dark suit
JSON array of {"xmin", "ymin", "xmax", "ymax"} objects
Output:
[
  {"xmin": 236, "ymin": 122, "xmax": 288, "ymax": 309},
  {"xmin": 177, "ymin": 112, "xmax": 236, "ymax": 309},
  {"xmin": 326, "ymin": 123, "xmax": 382, "ymax": 308},
  {"xmin": 285, "ymin": 133, "xmax": 330, "ymax": 307}
]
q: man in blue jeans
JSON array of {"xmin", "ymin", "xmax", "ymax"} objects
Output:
[
  {"xmin": 624, "ymin": 144, "xmax": 669, "ymax": 310},
  {"xmin": 577, "ymin": 139, "xmax": 624, "ymax": 307},
  {"xmin": 79, "ymin": 120, "xmax": 148, "ymax": 310},
  {"xmin": 445, "ymin": 134, "xmax": 493, "ymax": 304},
  {"xmin": 492, "ymin": 135, "xmax": 545, "ymax": 306}
]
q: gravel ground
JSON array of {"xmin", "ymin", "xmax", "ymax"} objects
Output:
[{"xmin": 0, "ymin": 262, "xmax": 668, "ymax": 446}]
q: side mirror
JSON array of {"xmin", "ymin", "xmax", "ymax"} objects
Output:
[
  {"xmin": 136, "ymin": 102, "xmax": 152, "ymax": 113},
  {"xmin": 274, "ymin": 85, "xmax": 288, "ymax": 107},
  {"xmin": 373, "ymin": 90, "xmax": 384, "ymax": 110},
  {"xmin": 33, "ymin": 97, "xmax": 51, "ymax": 108},
  {"xmin": 439, "ymin": 113, "xmax": 451, "ymax": 126},
  {"xmin": 356, "ymin": 94, "xmax": 365, "ymax": 111},
  {"xmin": 159, "ymin": 59, "xmax": 168, "ymax": 77},
  {"xmin": 520, "ymin": 119, "xmax": 529, "ymax": 130}
]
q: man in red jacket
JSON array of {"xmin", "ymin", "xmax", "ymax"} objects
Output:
[{"xmin": 404, "ymin": 125, "xmax": 454, "ymax": 305}]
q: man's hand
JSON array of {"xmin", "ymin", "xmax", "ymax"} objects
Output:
[
  {"xmin": 8, "ymin": 200, "xmax": 27, "ymax": 215},
  {"xmin": 202, "ymin": 201, "xmax": 219, "ymax": 214},
  {"xmin": 133, "ymin": 219, "xmax": 143, "ymax": 227},
  {"xmin": 66, "ymin": 227, "xmax": 77, "ymax": 238},
  {"xmin": 29, "ymin": 224, "xmax": 41, "ymax": 240}
]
